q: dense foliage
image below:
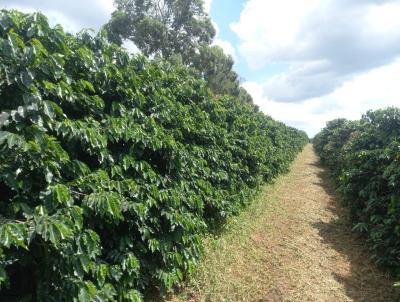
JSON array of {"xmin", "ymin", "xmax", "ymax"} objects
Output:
[
  {"xmin": 0, "ymin": 10, "xmax": 308, "ymax": 301},
  {"xmin": 314, "ymin": 108, "xmax": 400, "ymax": 279},
  {"xmin": 105, "ymin": 0, "xmax": 253, "ymax": 102}
]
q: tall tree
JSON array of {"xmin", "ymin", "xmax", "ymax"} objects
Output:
[{"xmin": 105, "ymin": 0, "xmax": 215, "ymax": 63}]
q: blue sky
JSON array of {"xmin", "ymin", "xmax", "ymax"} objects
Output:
[
  {"xmin": 2, "ymin": 0, "xmax": 400, "ymax": 136},
  {"xmin": 209, "ymin": 0, "xmax": 243, "ymax": 74}
]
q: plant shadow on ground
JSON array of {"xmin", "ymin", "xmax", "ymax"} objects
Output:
[{"xmin": 309, "ymin": 161, "xmax": 400, "ymax": 302}]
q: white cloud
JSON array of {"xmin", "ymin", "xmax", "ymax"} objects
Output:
[
  {"xmin": 365, "ymin": 2, "xmax": 400, "ymax": 34},
  {"xmin": 232, "ymin": 0, "xmax": 400, "ymax": 102},
  {"xmin": 231, "ymin": 0, "xmax": 319, "ymax": 68},
  {"xmin": 245, "ymin": 59, "xmax": 400, "ymax": 136},
  {"xmin": 204, "ymin": 0, "xmax": 212, "ymax": 14}
]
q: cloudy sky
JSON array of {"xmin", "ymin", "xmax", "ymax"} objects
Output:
[{"xmin": 2, "ymin": 0, "xmax": 400, "ymax": 136}]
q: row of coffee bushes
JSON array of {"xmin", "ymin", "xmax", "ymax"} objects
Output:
[
  {"xmin": 0, "ymin": 10, "xmax": 308, "ymax": 301},
  {"xmin": 314, "ymin": 108, "xmax": 400, "ymax": 279}
]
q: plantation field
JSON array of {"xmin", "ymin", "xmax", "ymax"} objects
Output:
[
  {"xmin": 0, "ymin": 8, "xmax": 399, "ymax": 302},
  {"xmin": 0, "ymin": 10, "xmax": 307, "ymax": 301}
]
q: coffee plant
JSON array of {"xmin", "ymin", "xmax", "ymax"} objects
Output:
[
  {"xmin": 0, "ymin": 10, "xmax": 308, "ymax": 301},
  {"xmin": 314, "ymin": 108, "xmax": 400, "ymax": 280}
]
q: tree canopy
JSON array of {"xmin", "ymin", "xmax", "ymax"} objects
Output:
[{"xmin": 105, "ymin": 0, "xmax": 215, "ymax": 62}]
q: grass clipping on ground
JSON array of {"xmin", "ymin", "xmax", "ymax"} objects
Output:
[
  {"xmin": 169, "ymin": 145, "xmax": 399, "ymax": 302},
  {"xmin": 172, "ymin": 167, "xmax": 292, "ymax": 302}
]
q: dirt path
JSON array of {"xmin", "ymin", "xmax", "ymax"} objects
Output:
[{"xmin": 174, "ymin": 145, "xmax": 398, "ymax": 302}]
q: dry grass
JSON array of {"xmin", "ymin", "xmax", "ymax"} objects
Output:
[{"xmin": 167, "ymin": 145, "xmax": 399, "ymax": 302}]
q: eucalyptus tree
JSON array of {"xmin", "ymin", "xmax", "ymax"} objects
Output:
[{"xmin": 105, "ymin": 0, "xmax": 215, "ymax": 64}]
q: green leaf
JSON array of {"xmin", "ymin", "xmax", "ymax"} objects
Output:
[
  {"xmin": 79, "ymin": 80, "xmax": 95, "ymax": 93},
  {"xmin": 69, "ymin": 206, "xmax": 83, "ymax": 229},
  {"xmin": 96, "ymin": 264, "xmax": 109, "ymax": 285},
  {"xmin": 53, "ymin": 184, "xmax": 72, "ymax": 205},
  {"xmin": 83, "ymin": 192, "xmax": 123, "ymax": 221},
  {"xmin": 125, "ymin": 290, "xmax": 143, "ymax": 302},
  {"xmin": 20, "ymin": 70, "xmax": 34, "ymax": 88},
  {"xmin": 0, "ymin": 131, "xmax": 29, "ymax": 150},
  {"xmin": 7, "ymin": 31, "xmax": 25, "ymax": 55},
  {"xmin": 78, "ymin": 287, "xmax": 91, "ymax": 302},
  {"xmin": 0, "ymin": 222, "xmax": 28, "ymax": 249},
  {"xmin": 43, "ymin": 101, "xmax": 55, "ymax": 118},
  {"xmin": 48, "ymin": 223, "xmax": 61, "ymax": 245},
  {"xmin": 121, "ymin": 253, "xmax": 140, "ymax": 272},
  {"xmin": 34, "ymin": 212, "xmax": 73, "ymax": 247},
  {"xmin": 79, "ymin": 230, "xmax": 101, "ymax": 258},
  {"xmin": 41, "ymin": 184, "xmax": 73, "ymax": 207}
]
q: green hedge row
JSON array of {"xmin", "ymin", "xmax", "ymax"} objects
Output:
[
  {"xmin": 0, "ymin": 10, "xmax": 308, "ymax": 301},
  {"xmin": 314, "ymin": 108, "xmax": 400, "ymax": 279}
]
